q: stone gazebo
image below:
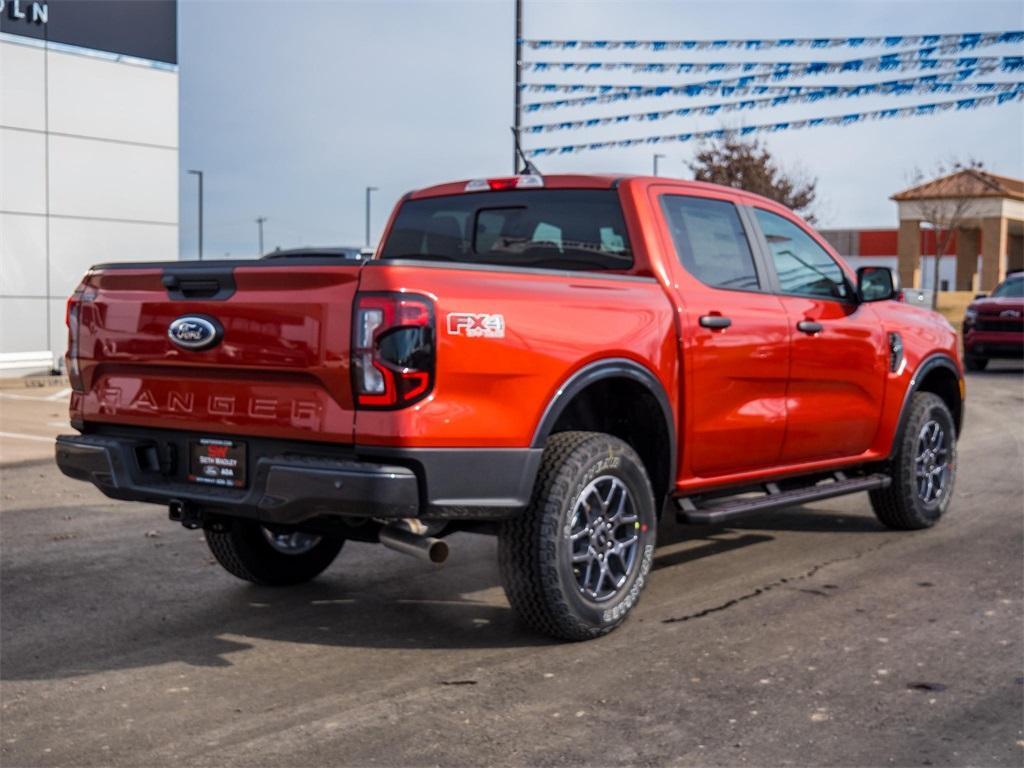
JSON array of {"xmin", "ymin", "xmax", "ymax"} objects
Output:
[{"xmin": 892, "ymin": 170, "xmax": 1024, "ymax": 292}]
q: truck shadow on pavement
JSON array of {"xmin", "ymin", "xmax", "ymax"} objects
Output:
[{"xmin": 1, "ymin": 506, "xmax": 886, "ymax": 683}]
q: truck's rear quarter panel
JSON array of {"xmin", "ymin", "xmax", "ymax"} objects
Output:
[{"xmin": 355, "ymin": 261, "xmax": 678, "ymax": 447}]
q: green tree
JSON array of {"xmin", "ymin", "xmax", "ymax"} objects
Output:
[{"xmin": 689, "ymin": 136, "xmax": 817, "ymax": 222}]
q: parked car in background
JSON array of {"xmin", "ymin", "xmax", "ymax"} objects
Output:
[
  {"xmin": 899, "ymin": 287, "xmax": 933, "ymax": 307},
  {"xmin": 962, "ymin": 271, "xmax": 1024, "ymax": 370}
]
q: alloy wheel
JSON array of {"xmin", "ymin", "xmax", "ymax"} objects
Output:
[
  {"xmin": 567, "ymin": 476, "xmax": 641, "ymax": 602},
  {"xmin": 261, "ymin": 527, "xmax": 322, "ymax": 556},
  {"xmin": 915, "ymin": 419, "xmax": 951, "ymax": 506}
]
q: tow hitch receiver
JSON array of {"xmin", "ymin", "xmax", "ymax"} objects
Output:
[{"xmin": 168, "ymin": 499, "xmax": 203, "ymax": 530}]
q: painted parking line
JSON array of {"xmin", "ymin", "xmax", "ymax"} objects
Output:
[
  {"xmin": 0, "ymin": 431, "xmax": 57, "ymax": 444},
  {"xmin": 0, "ymin": 392, "xmax": 66, "ymax": 402}
]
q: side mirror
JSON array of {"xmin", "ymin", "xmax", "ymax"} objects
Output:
[
  {"xmin": 857, "ymin": 266, "xmax": 899, "ymax": 302},
  {"xmin": 974, "ymin": 293, "xmax": 987, "ymax": 299}
]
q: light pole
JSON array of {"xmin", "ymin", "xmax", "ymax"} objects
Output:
[
  {"xmin": 653, "ymin": 153, "xmax": 666, "ymax": 176},
  {"xmin": 365, "ymin": 186, "xmax": 378, "ymax": 248},
  {"xmin": 513, "ymin": 0, "xmax": 523, "ymax": 172},
  {"xmin": 255, "ymin": 216, "xmax": 267, "ymax": 256},
  {"xmin": 187, "ymin": 169, "xmax": 203, "ymax": 260}
]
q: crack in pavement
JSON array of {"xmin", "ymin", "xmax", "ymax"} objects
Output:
[{"xmin": 661, "ymin": 538, "xmax": 894, "ymax": 624}]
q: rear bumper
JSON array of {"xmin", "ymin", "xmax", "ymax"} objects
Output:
[{"xmin": 55, "ymin": 428, "xmax": 541, "ymax": 524}]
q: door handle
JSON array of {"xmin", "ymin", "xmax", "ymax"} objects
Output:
[
  {"xmin": 699, "ymin": 315, "xmax": 732, "ymax": 330},
  {"xmin": 796, "ymin": 320, "xmax": 823, "ymax": 335}
]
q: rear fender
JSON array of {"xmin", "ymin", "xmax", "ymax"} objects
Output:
[{"xmin": 530, "ymin": 358, "xmax": 677, "ymax": 502}]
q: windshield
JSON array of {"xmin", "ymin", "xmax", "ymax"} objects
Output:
[
  {"xmin": 379, "ymin": 189, "xmax": 633, "ymax": 271},
  {"xmin": 991, "ymin": 277, "xmax": 1024, "ymax": 298}
]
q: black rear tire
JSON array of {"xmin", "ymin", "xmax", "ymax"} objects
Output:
[
  {"xmin": 964, "ymin": 355, "xmax": 988, "ymax": 372},
  {"xmin": 205, "ymin": 519, "xmax": 344, "ymax": 586},
  {"xmin": 869, "ymin": 392, "xmax": 957, "ymax": 530},
  {"xmin": 498, "ymin": 431, "xmax": 658, "ymax": 641}
]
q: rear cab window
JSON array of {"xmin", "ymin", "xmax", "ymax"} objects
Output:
[
  {"xmin": 379, "ymin": 190, "xmax": 633, "ymax": 271},
  {"xmin": 659, "ymin": 195, "xmax": 761, "ymax": 291}
]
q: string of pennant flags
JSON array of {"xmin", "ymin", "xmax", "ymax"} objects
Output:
[
  {"xmin": 522, "ymin": 58, "xmax": 1022, "ymax": 111},
  {"xmin": 525, "ymin": 37, "xmax": 1019, "ymax": 74},
  {"xmin": 523, "ymin": 77, "xmax": 1023, "ymax": 134},
  {"xmin": 523, "ymin": 87, "xmax": 1024, "ymax": 156},
  {"xmin": 522, "ymin": 30, "xmax": 1023, "ymax": 52},
  {"xmin": 515, "ymin": 28, "xmax": 1024, "ymax": 155}
]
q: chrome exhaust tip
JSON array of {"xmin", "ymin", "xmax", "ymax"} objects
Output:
[{"xmin": 378, "ymin": 524, "xmax": 449, "ymax": 564}]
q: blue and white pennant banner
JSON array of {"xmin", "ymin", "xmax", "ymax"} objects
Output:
[
  {"xmin": 523, "ymin": 56, "xmax": 1024, "ymax": 110},
  {"xmin": 524, "ymin": 88, "xmax": 1024, "ymax": 156},
  {"xmin": 523, "ymin": 30, "xmax": 1023, "ymax": 52},
  {"xmin": 526, "ymin": 39, "xmax": 1017, "ymax": 75},
  {"xmin": 523, "ymin": 76, "xmax": 1024, "ymax": 133}
]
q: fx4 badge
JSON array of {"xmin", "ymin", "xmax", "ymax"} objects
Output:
[{"xmin": 447, "ymin": 312, "xmax": 505, "ymax": 339}]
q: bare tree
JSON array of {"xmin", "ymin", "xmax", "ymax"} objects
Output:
[
  {"xmin": 689, "ymin": 135, "xmax": 817, "ymax": 222},
  {"xmin": 905, "ymin": 159, "xmax": 984, "ymax": 309}
]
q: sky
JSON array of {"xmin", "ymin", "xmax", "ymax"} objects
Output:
[{"xmin": 176, "ymin": 0, "xmax": 1024, "ymax": 259}]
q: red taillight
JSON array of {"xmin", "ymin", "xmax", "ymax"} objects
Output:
[
  {"xmin": 464, "ymin": 175, "xmax": 544, "ymax": 192},
  {"xmin": 66, "ymin": 292, "xmax": 83, "ymax": 391},
  {"xmin": 352, "ymin": 293, "xmax": 435, "ymax": 409},
  {"xmin": 65, "ymin": 281, "xmax": 95, "ymax": 392},
  {"xmin": 486, "ymin": 177, "xmax": 520, "ymax": 190}
]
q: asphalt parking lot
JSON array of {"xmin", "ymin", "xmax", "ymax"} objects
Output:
[{"xmin": 1, "ymin": 367, "xmax": 1022, "ymax": 768}]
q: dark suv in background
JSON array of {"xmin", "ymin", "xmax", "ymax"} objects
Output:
[{"xmin": 963, "ymin": 272, "xmax": 1024, "ymax": 370}]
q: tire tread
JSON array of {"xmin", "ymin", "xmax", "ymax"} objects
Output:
[
  {"xmin": 870, "ymin": 392, "xmax": 955, "ymax": 530},
  {"xmin": 205, "ymin": 521, "xmax": 343, "ymax": 586},
  {"xmin": 499, "ymin": 431, "xmax": 653, "ymax": 641}
]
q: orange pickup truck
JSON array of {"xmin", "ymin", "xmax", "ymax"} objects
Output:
[{"xmin": 56, "ymin": 174, "xmax": 964, "ymax": 640}]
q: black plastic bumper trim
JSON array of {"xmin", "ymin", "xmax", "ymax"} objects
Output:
[
  {"xmin": 357, "ymin": 446, "xmax": 543, "ymax": 517},
  {"xmin": 55, "ymin": 434, "xmax": 419, "ymax": 524},
  {"xmin": 55, "ymin": 429, "xmax": 542, "ymax": 523}
]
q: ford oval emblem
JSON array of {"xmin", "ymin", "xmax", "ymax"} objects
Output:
[{"xmin": 168, "ymin": 315, "xmax": 222, "ymax": 351}]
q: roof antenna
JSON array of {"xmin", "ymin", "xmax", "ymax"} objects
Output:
[{"xmin": 511, "ymin": 127, "xmax": 541, "ymax": 176}]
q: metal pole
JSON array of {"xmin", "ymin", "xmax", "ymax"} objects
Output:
[
  {"xmin": 513, "ymin": 0, "xmax": 523, "ymax": 172},
  {"xmin": 653, "ymin": 154, "xmax": 665, "ymax": 176},
  {"xmin": 256, "ymin": 216, "xmax": 266, "ymax": 256},
  {"xmin": 188, "ymin": 170, "xmax": 203, "ymax": 260},
  {"xmin": 365, "ymin": 186, "xmax": 378, "ymax": 248}
]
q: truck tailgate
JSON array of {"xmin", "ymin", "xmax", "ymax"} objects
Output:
[{"xmin": 70, "ymin": 261, "xmax": 361, "ymax": 443}]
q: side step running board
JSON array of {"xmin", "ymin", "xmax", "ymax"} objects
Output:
[{"xmin": 676, "ymin": 472, "xmax": 891, "ymax": 525}]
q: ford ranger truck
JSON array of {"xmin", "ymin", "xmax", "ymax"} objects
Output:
[
  {"xmin": 962, "ymin": 271, "xmax": 1024, "ymax": 370},
  {"xmin": 56, "ymin": 174, "xmax": 965, "ymax": 641}
]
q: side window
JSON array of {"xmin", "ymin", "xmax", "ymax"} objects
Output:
[
  {"xmin": 754, "ymin": 209, "xmax": 851, "ymax": 300},
  {"xmin": 659, "ymin": 195, "xmax": 760, "ymax": 291}
]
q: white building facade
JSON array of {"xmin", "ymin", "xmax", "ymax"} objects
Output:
[{"xmin": 1, "ymin": 0, "xmax": 178, "ymax": 374}]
